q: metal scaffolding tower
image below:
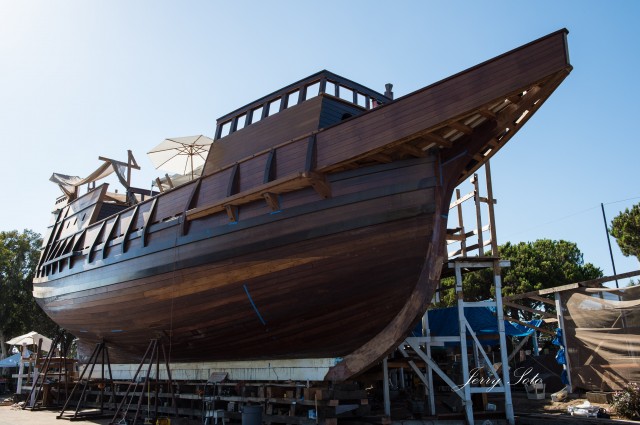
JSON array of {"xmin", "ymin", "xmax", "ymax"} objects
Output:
[{"xmin": 386, "ymin": 162, "xmax": 515, "ymax": 425}]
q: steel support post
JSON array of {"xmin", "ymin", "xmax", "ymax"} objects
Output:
[{"xmin": 383, "ymin": 357, "xmax": 391, "ymax": 416}]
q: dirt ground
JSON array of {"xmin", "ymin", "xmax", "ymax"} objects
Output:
[
  {"xmin": 510, "ymin": 390, "xmax": 640, "ymax": 423},
  {"xmin": 512, "ymin": 391, "xmax": 607, "ymax": 414},
  {"xmin": 0, "ymin": 403, "xmax": 111, "ymax": 425},
  {"xmin": 2, "ymin": 392, "xmax": 639, "ymax": 425}
]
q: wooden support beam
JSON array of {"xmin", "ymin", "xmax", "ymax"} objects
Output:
[
  {"xmin": 102, "ymin": 215, "xmax": 120, "ymax": 259},
  {"xmin": 484, "ymin": 160, "xmax": 499, "ymax": 256},
  {"xmin": 57, "ymin": 237, "xmax": 73, "ymax": 271},
  {"xmin": 503, "ymin": 301, "xmax": 556, "ymax": 320},
  {"xmin": 87, "ymin": 221, "xmax": 106, "ymax": 264},
  {"xmin": 478, "ymin": 109, "xmax": 497, "ymax": 121},
  {"xmin": 503, "ymin": 316, "xmax": 555, "ymax": 336},
  {"xmin": 572, "ymin": 270, "xmax": 640, "ymax": 288},
  {"xmin": 454, "ymin": 188, "xmax": 467, "ymax": 256},
  {"xmin": 478, "ymin": 196, "xmax": 497, "ymax": 205},
  {"xmin": 504, "ymin": 289, "xmax": 550, "ymax": 302},
  {"xmin": 164, "ymin": 174, "xmax": 174, "ymax": 189},
  {"xmin": 508, "ymin": 335, "xmax": 531, "ymax": 362},
  {"xmin": 397, "ymin": 143, "xmax": 427, "ymax": 158},
  {"xmin": 224, "ymin": 205, "xmax": 238, "ymax": 222},
  {"xmin": 370, "ymin": 153, "xmax": 393, "ymax": 163},
  {"xmin": 98, "ymin": 152, "xmax": 141, "ymax": 170},
  {"xmin": 528, "ymin": 294, "xmax": 555, "ymax": 306},
  {"xmin": 122, "ymin": 205, "xmax": 139, "ymax": 254},
  {"xmin": 307, "ymin": 171, "xmax": 332, "ymax": 199},
  {"xmin": 186, "ymin": 171, "xmax": 330, "ymax": 221},
  {"xmin": 142, "ymin": 198, "xmax": 158, "ymax": 247},
  {"xmin": 448, "ymin": 238, "xmax": 492, "ymax": 258},
  {"xmin": 449, "ymin": 121, "xmax": 473, "ymax": 135},
  {"xmin": 69, "ymin": 229, "xmax": 86, "ymax": 268},
  {"xmin": 181, "ymin": 179, "xmax": 201, "ymax": 236},
  {"xmin": 422, "ymin": 133, "xmax": 453, "ymax": 148},
  {"xmin": 155, "ymin": 178, "xmax": 164, "ymax": 193},
  {"xmin": 507, "ymin": 94, "xmax": 522, "ymax": 104},
  {"xmin": 262, "ymin": 192, "xmax": 280, "ymax": 211},
  {"xmin": 449, "ymin": 191, "xmax": 474, "ymax": 209}
]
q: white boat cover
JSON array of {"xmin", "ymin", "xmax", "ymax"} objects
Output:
[{"xmin": 50, "ymin": 160, "xmax": 130, "ymax": 199}]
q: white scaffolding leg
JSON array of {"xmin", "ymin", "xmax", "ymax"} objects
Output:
[
  {"xmin": 494, "ymin": 262, "xmax": 515, "ymax": 425},
  {"xmin": 422, "ymin": 311, "xmax": 436, "ymax": 415},
  {"xmin": 455, "ymin": 263, "xmax": 474, "ymax": 424}
]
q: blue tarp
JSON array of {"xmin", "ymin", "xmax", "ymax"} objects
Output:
[
  {"xmin": 552, "ymin": 327, "xmax": 570, "ymax": 385},
  {"xmin": 413, "ymin": 306, "xmax": 543, "ymax": 345},
  {"xmin": 0, "ymin": 350, "xmax": 31, "ymax": 368}
]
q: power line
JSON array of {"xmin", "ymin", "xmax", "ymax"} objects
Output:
[
  {"xmin": 503, "ymin": 205, "xmax": 599, "ymax": 239},
  {"xmin": 501, "ymin": 195, "xmax": 639, "ymax": 240},
  {"xmin": 603, "ymin": 195, "xmax": 640, "ymax": 207}
]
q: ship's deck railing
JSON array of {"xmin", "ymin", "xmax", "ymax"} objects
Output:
[{"xmin": 214, "ymin": 70, "xmax": 391, "ymax": 140}]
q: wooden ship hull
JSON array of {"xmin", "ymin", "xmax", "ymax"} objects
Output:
[{"xmin": 33, "ymin": 30, "xmax": 572, "ymax": 381}]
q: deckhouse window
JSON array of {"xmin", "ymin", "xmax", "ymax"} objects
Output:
[
  {"xmin": 288, "ymin": 90, "xmax": 300, "ymax": 106},
  {"xmin": 235, "ymin": 114, "xmax": 247, "ymax": 131},
  {"xmin": 251, "ymin": 106, "xmax": 264, "ymax": 123},
  {"xmin": 268, "ymin": 98, "xmax": 281, "ymax": 116},
  {"xmin": 219, "ymin": 121, "xmax": 231, "ymax": 138},
  {"xmin": 339, "ymin": 86, "xmax": 354, "ymax": 103},
  {"xmin": 357, "ymin": 93, "xmax": 367, "ymax": 107},
  {"xmin": 325, "ymin": 81, "xmax": 336, "ymax": 96},
  {"xmin": 304, "ymin": 81, "xmax": 320, "ymax": 100}
]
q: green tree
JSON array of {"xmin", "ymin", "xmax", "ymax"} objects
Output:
[
  {"xmin": 0, "ymin": 230, "xmax": 60, "ymax": 359},
  {"xmin": 610, "ymin": 203, "xmax": 640, "ymax": 262},
  {"xmin": 437, "ymin": 239, "xmax": 603, "ymax": 318}
]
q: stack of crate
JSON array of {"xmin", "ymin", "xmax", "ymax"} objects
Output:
[{"xmin": 302, "ymin": 383, "xmax": 372, "ymax": 425}]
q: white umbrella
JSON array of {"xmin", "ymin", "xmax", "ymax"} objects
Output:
[
  {"xmin": 6, "ymin": 331, "xmax": 52, "ymax": 352},
  {"xmin": 147, "ymin": 135, "xmax": 213, "ymax": 179}
]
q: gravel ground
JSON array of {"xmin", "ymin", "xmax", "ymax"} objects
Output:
[{"xmin": 0, "ymin": 404, "xmax": 111, "ymax": 425}]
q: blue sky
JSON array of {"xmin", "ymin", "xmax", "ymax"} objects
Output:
[{"xmin": 1, "ymin": 1, "xmax": 638, "ymax": 284}]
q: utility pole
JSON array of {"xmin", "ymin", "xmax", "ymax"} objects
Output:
[{"xmin": 601, "ymin": 203, "xmax": 619, "ymax": 288}]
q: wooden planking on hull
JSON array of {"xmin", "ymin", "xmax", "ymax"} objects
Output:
[
  {"xmin": 41, "ymin": 188, "xmax": 434, "ymax": 314},
  {"xmin": 63, "ymin": 214, "xmax": 434, "ymax": 363},
  {"xmin": 36, "ymin": 156, "xmax": 436, "ymax": 292},
  {"xmin": 37, "ymin": 157, "xmax": 438, "ymax": 363}
]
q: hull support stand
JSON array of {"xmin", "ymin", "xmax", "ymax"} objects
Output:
[
  {"xmin": 23, "ymin": 331, "xmax": 70, "ymax": 410},
  {"xmin": 58, "ymin": 340, "xmax": 116, "ymax": 420},
  {"xmin": 110, "ymin": 339, "xmax": 179, "ymax": 425}
]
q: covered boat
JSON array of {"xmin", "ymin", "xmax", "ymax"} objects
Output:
[{"xmin": 33, "ymin": 30, "xmax": 572, "ymax": 381}]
